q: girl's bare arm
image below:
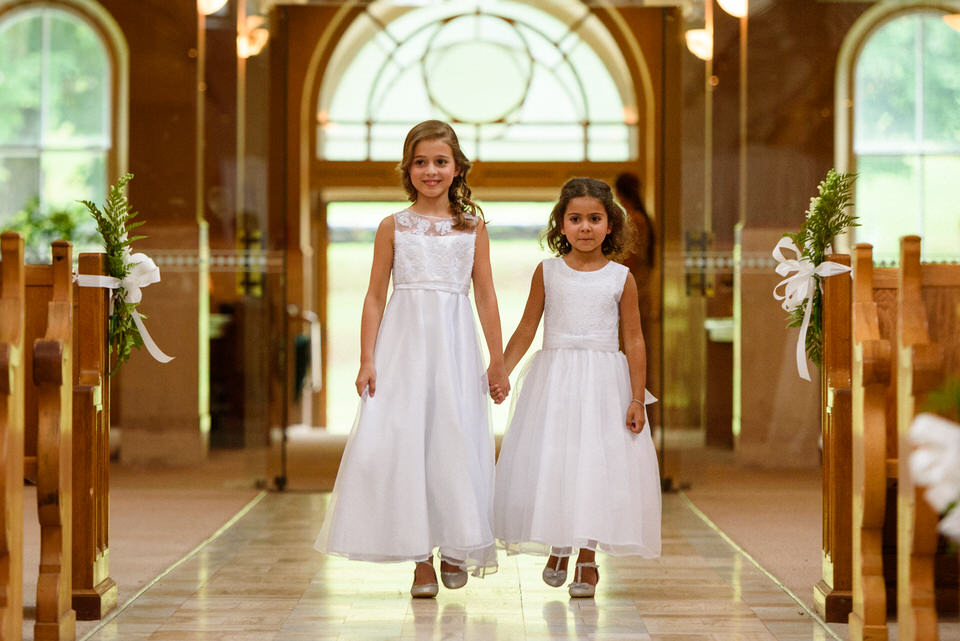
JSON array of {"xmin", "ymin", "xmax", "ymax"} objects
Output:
[
  {"xmin": 619, "ymin": 273, "xmax": 648, "ymax": 432},
  {"xmin": 355, "ymin": 216, "xmax": 395, "ymax": 396},
  {"xmin": 472, "ymin": 220, "xmax": 510, "ymax": 402},
  {"xmin": 503, "ymin": 263, "xmax": 545, "ymax": 376}
]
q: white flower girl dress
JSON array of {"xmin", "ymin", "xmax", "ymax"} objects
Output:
[
  {"xmin": 495, "ymin": 257, "xmax": 661, "ymax": 558},
  {"xmin": 315, "ymin": 210, "xmax": 497, "ymax": 575}
]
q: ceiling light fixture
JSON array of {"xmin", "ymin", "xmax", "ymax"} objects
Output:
[
  {"xmin": 198, "ymin": 0, "xmax": 228, "ymax": 16},
  {"xmin": 237, "ymin": 15, "xmax": 269, "ymax": 58},
  {"xmin": 685, "ymin": 28, "xmax": 713, "ymax": 61},
  {"xmin": 717, "ymin": 0, "xmax": 748, "ymax": 19}
]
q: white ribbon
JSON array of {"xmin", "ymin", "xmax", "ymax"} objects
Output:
[
  {"xmin": 76, "ymin": 252, "xmax": 174, "ymax": 363},
  {"xmin": 772, "ymin": 237, "xmax": 850, "ymax": 381}
]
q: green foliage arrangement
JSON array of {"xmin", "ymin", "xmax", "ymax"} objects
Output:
[
  {"xmin": 7, "ymin": 197, "xmax": 99, "ymax": 263},
  {"xmin": 923, "ymin": 376, "xmax": 960, "ymax": 423},
  {"xmin": 782, "ymin": 169, "xmax": 859, "ymax": 367},
  {"xmin": 80, "ymin": 173, "xmax": 147, "ymax": 373}
]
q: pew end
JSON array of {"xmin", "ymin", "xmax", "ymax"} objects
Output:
[
  {"xmin": 896, "ymin": 236, "xmax": 960, "ymax": 641},
  {"xmin": 0, "ymin": 232, "xmax": 26, "ymax": 641}
]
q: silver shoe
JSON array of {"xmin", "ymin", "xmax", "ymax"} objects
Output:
[
  {"xmin": 441, "ymin": 569, "xmax": 467, "ymax": 589},
  {"xmin": 411, "ymin": 560, "xmax": 439, "ymax": 598},
  {"xmin": 568, "ymin": 561, "xmax": 598, "ymax": 598},
  {"xmin": 410, "ymin": 582, "xmax": 439, "ymax": 598},
  {"xmin": 542, "ymin": 555, "xmax": 568, "ymax": 587},
  {"xmin": 440, "ymin": 557, "xmax": 468, "ymax": 589}
]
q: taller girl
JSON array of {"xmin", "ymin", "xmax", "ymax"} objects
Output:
[{"xmin": 315, "ymin": 121, "xmax": 509, "ymax": 597}]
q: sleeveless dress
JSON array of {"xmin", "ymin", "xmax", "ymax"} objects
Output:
[
  {"xmin": 494, "ymin": 257, "xmax": 661, "ymax": 558},
  {"xmin": 314, "ymin": 210, "xmax": 497, "ymax": 576}
]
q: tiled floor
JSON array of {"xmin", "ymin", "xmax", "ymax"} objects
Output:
[{"xmin": 80, "ymin": 493, "xmax": 839, "ymax": 641}]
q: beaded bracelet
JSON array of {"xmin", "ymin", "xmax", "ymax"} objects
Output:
[{"xmin": 630, "ymin": 398, "xmax": 644, "ymax": 406}]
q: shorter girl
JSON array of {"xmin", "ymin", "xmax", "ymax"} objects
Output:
[{"xmin": 493, "ymin": 177, "xmax": 661, "ymax": 598}]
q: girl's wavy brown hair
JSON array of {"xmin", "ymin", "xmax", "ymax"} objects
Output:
[
  {"xmin": 398, "ymin": 120, "xmax": 484, "ymax": 230},
  {"xmin": 542, "ymin": 177, "xmax": 635, "ymax": 259}
]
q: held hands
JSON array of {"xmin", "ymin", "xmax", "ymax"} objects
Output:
[
  {"xmin": 356, "ymin": 363, "xmax": 377, "ymax": 397},
  {"xmin": 487, "ymin": 362, "xmax": 510, "ymax": 405},
  {"xmin": 626, "ymin": 400, "xmax": 646, "ymax": 434},
  {"xmin": 357, "ymin": 361, "xmax": 508, "ymax": 403}
]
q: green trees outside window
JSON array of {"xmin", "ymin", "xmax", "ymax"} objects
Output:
[
  {"xmin": 0, "ymin": 6, "xmax": 109, "ymax": 256},
  {"xmin": 855, "ymin": 11, "xmax": 960, "ymax": 263}
]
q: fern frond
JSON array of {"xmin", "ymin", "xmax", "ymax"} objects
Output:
[
  {"xmin": 82, "ymin": 173, "xmax": 150, "ymax": 374},
  {"xmin": 781, "ymin": 169, "xmax": 859, "ymax": 375}
]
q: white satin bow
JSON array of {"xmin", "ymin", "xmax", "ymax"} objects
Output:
[
  {"xmin": 76, "ymin": 251, "xmax": 174, "ymax": 363},
  {"xmin": 772, "ymin": 237, "xmax": 850, "ymax": 381},
  {"xmin": 117, "ymin": 252, "xmax": 161, "ymax": 304}
]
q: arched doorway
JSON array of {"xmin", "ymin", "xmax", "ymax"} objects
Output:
[{"xmin": 267, "ymin": 0, "xmax": 680, "ymax": 489}]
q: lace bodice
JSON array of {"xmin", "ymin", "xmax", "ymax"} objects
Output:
[
  {"xmin": 392, "ymin": 210, "xmax": 477, "ymax": 295},
  {"xmin": 542, "ymin": 257, "xmax": 629, "ymax": 352}
]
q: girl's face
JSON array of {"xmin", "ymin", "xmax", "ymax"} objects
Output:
[
  {"xmin": 408, "ymin": 138, "xmax": 457, "ymax": 202},
  {"xmin": 562, "ymin": 196, "xmax": 611, "ymax": 255}
]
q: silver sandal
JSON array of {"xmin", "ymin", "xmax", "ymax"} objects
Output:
[
  {"xmin": 542, "ymin": 554, "xmax": 568, "ymax": 587},
  {"xmin": 568, "ymin": 561, "xmax": 598, "ymax": 598}
]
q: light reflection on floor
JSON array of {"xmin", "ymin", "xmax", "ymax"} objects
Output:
[{"xmin": 82, "ymin": 493, "xmax": 838, "ymax": 641}]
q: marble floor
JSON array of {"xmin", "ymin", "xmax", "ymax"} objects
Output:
[{"xmin": 79, "ymin": 492, "xmax": 839, "ymax": 641}]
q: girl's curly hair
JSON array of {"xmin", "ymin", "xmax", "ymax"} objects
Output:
[
  {"xmin": 542, "ymin": 177, "xmax": 635, "ymax": 259},
  {"xmin": 398, "ymin": 120, "xmax": 484, "ymax": 230}
]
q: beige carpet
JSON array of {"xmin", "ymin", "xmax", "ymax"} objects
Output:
[
  {"xmin": 678, "ymin": 446, "xmax": 823, "ymax": 612},
  {"xmin": 23, "ymin": 449, "xmax": 264, "ymax": 641},
  {"xmin": 678, "ymin": 445, "xmax": 960, "ymax": 640}
]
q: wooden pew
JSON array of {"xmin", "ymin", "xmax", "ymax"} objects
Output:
[
  {"xmin": 815, "ymin": 253, "xmax": 853, "ymax": 621},
  {"xmin": 70, "ymin": 253, "xmax": 117, "ymax": 620},
  {"xmin": 25, "ymin": 241, "xmax": 76, "ymax": 641},
  {"xmin": 849, "ymin": 243, "xmax": 897, "ymax": 641},
  {"xmin": 896, "ymin": 236, "xmax": 960, "ymax": 641},
  {"xmin": 848, "ymin": 240, "xmax": 959, "ymax": 641},
  {"xmin": 0, "ymin": 232, "xmax": 26, "ymax": 641},
  {"xmin": 25, "ymin": 250, "xmax": 116, "ymax": 623},
  {"xmin": 818, "ymin": 252, "xmax": 899, "ymax": 624}
]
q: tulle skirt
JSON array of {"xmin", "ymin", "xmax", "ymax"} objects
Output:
[
  {"xmin": 314, "ymin": 289, "xmax": 498, "ymax": 576},
  {"xmin": 494, "ymin": 348, "xmax": 661, "ymax": 558}
]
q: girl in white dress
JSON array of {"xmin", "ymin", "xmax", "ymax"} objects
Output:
[
  {"xmin": 314, "ymin": 121, "xmax": 510, "ymax": 598},
  {"xmin": 493, "ymin": 177, "xmax": 661, "ymax": 598}
]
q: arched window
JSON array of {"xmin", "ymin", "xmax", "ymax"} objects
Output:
[
  {"xmin": 0, "ymin": 5, "xmax": 111, "ymax": 220},
  {"xmin": 318, "ymin": 0, "xmax": 636, "ymax": 161},
  {"xmin": 854, "ymin": 10, "xmax": 960, "ymax": 263}
]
